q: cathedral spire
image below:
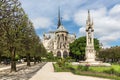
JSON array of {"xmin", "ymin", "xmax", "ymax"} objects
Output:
[{"xmin": 57, "ymin": 7, "xmax": 61, "ymax": 29}]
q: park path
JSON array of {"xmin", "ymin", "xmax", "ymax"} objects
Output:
[
  {"xmin": 29, "ymin": 62, "xmax": 110, "ymax": 80},
  {"xmin": 0, "ymin": 63, "xmax": 26, "ymax": 71}
]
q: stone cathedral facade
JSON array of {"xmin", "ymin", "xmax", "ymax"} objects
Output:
[{"xmin": 42, "ymin": 9, "xmax": 76, "ymax": 58}]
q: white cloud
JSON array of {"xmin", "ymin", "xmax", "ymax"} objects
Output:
[
  {"xmin": 109, "ymin": 4, "xmax": 120, "ymax": 20},
  {"xmin": 63, "ymin": 14, "xmax": 70, "ymax": 21},
  {"xmin": 74, "ymin": 10, "xmax": 87, "ymax": 26},
  {"xmin": 74, "ymin": 4, "xmax": 120, "ymax": 47},
  {"xmin": 31, "ymin": 17, "xmax": 54, "ymax": 29},
  {"xmin": 99, "ymin": 32, "xmax": 120, "ymax": 42},
  {"xmin": 109, "ymin": 4, "xmax": 120, "ymax": 15}
]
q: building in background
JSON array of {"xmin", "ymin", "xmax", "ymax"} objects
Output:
[{"xmin": 42, "ymin": 9, "xmax": 76, "ymax": 58}]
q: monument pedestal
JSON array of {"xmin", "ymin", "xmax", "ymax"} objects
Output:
[
  {"xmin": 80, "ymin": 47, "xmax": 111, "ymax": 66},
  {"xmin": 85, "ymin": 45, "xmax": 96, "ymax": 61},
  {"xmin": 79, "ymin": 61, "xmax": 111, "ymax": 66}
]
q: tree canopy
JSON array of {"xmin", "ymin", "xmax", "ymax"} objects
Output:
[
  {"xmin": 98, "ymin": 46, "xmax": 120, "ymax": 63},
  {"xmin": 69, "ymin": 36, "xmax": 100, "ymax": 61},
  {"xmin": 0, "ymin": 0, "xmax": 47, "ymax": 72}
]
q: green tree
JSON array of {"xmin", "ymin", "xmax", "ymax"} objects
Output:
[
  {"xmin": 98, "ymin": 46, "xmax": 120, "ymax": 63},
  {"xmin": 31, "ymin": 36, "xmax": 41, "ymax": 64},
  {"xmin": 0, "ymin": 0, "xmax": 37, "ymax": 71},
  {"xmin": 69, "ymin": 36, "xmax": 100, "ymax": 61},
  {"xmin": 0, "ymin": 0, "xmax": 28, "ymax": 71},
  {"xmin": 0, "ymin": 0, "xmax": 47, "ymax": 71},
  {"xmin": 21, "ymin": 20, "xmax": 35, "ymax": 66}
]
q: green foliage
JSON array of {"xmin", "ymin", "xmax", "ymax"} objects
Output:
[
  {"xmin": 77, "ymin": 65, "xmax": 89, "ymax": 71},
  {"xmin": 47, "ymin": 52, "xmax": 54, "ymax": 60},
  {"xmin": 53, "ymin": 63, "xmax": 62, "ymax": 72},
  {"xmin": 98, "ymin": 46, "xmax": 120, "ymax": 63},
  {"xmin": 89, "ymin": 65, "xmax": 120, "ymax": 77},
  {"xmin": 69, "ymin": 36, "xmax": 100, "ymax": 61},
  {"xmin": 15, "ymin": 54, "xmax": 20, "ymax": 60},
  {"xmin": 57, "ymin": 59, "xmax": 66, "ymax": 67},
  {"xmin": 54, "ymin": 59, "xmax": 76, "ymax": 72},
  {"xmin": 44, "ymin": 52, "xmax": 58, "ymax": 62},
  {"xmin": 0, "ymin": 0, "xmax": 29, "ymax": 71},
  {"xmin": 0, "ymin": 0, "xmax": 47, "ymax": 71},
  {"xmin": 103, "ymin": 68, "xmax": 115, "ymax": 74}
]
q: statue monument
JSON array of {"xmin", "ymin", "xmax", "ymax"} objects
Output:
[
  {"xmin": 78, "ymin": 10, "xmax": 111, "ymax": 66},
  {"xmin": 85, "ymin": 10, "xmax": 96, "ymax": 62}
]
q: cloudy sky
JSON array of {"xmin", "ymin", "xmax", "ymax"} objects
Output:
[{"xmin": 19, "ymin": 0, "xmax": 120, "ymax": 48}]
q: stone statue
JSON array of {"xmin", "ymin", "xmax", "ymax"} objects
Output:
[{"xmin": 88, "ymin": 29, "xmax": 92, "ymax": 43}]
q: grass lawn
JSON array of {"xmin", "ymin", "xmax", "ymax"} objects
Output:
[
  {"xmin": 89, "ymin": 65, "xmax": 120, "ymax": 73},
  {"xmin": 53, "ymin": 62, "xmax": 120, "ymax": 80}
]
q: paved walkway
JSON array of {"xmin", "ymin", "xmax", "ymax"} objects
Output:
[{"xmin": 29, "ymin": 62, "xmax": 110, "ymax": 80}]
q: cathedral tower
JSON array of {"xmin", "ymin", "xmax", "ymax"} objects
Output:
[
  {"xmin": 42, "ymin": 8, "xmax": 76, "ymax": 58},
  {"xmin": 55, "ymin": 8, "xmax": 69, "ymax": 58}
]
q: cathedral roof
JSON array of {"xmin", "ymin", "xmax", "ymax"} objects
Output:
[{"xmin": 56, "ymin": 25, "xmax": 68, "ymax": 32}]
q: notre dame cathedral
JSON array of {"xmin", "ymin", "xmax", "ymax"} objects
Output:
[{"xmin": 42, "ymin": 9, "xmax": 76, "ymax": 58}]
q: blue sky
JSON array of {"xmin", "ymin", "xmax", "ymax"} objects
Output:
[{"xmin": 19, "ymin": 0, "xmax": 120, "ymax": 48}]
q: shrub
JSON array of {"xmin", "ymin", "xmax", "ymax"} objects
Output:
[
  {"xmin": 103, "ymin": 68, "xmax": 115, "ymax": 74},
  {"xmin": 114, "ymin": 71, "xmax": 120, "ymax": 77},
  {"xmin": 53, "ymin": 63, "xmax": 63, "ymax": 72},
  {"xmin": 56, "ymin": 59, "xmax": 66, "ymax": 67},
  {"xmin": 83, "ymin": 65, "xmax": 89, "ymax": 71},
  {"xmin": 68, "ymin": 66, "xmax": 75, "ymax": 72},
  {"xmin": 77, "ymin": 65, "xmax": 89, "ymax": 71},
  {"xmin": 77, "ymin": 65, "xmax": 83, "ymax": 70}
]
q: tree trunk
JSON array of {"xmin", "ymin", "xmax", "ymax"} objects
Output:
[
  {"xmin": 34, "ymin": 56, "xmax": 36, "ymax": 65},
  {"xmin": 39, "ymin": 57, "xmax": 41, "ymax": 63},
  {"xmin": 10, "ymin": 47, "xmax": 16, "ymax": 72},
  {"xmin": 0, "ymin": 53, "xmax": 1, "ymax": 64},
  {"xmin": 27, "ymin": 53, "xmax": 31, "ymax": 66},
  {"xmin": 102, "ymin": 58, "xmax": 104, "ymax": 62},
  {"xmin": 75, "ymin": 55, "xmax": 78, "ymax": 62}
]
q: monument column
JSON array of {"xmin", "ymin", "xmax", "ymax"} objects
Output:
[
  {"xmin": 85, "ymin": 10, "xmax": 96, "ymax": 62},
  {"xmin": 79, "ymin": 10, "xmax": 111, "ymax": 67}
]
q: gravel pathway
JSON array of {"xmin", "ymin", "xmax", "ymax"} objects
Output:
[
  {"xmin": 29, "ymin": 62, "xmax": 110, "ymax": 80},
  {"xmin": 0, "ymin": 62, "xmax": 46, "ymax": 80}
]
